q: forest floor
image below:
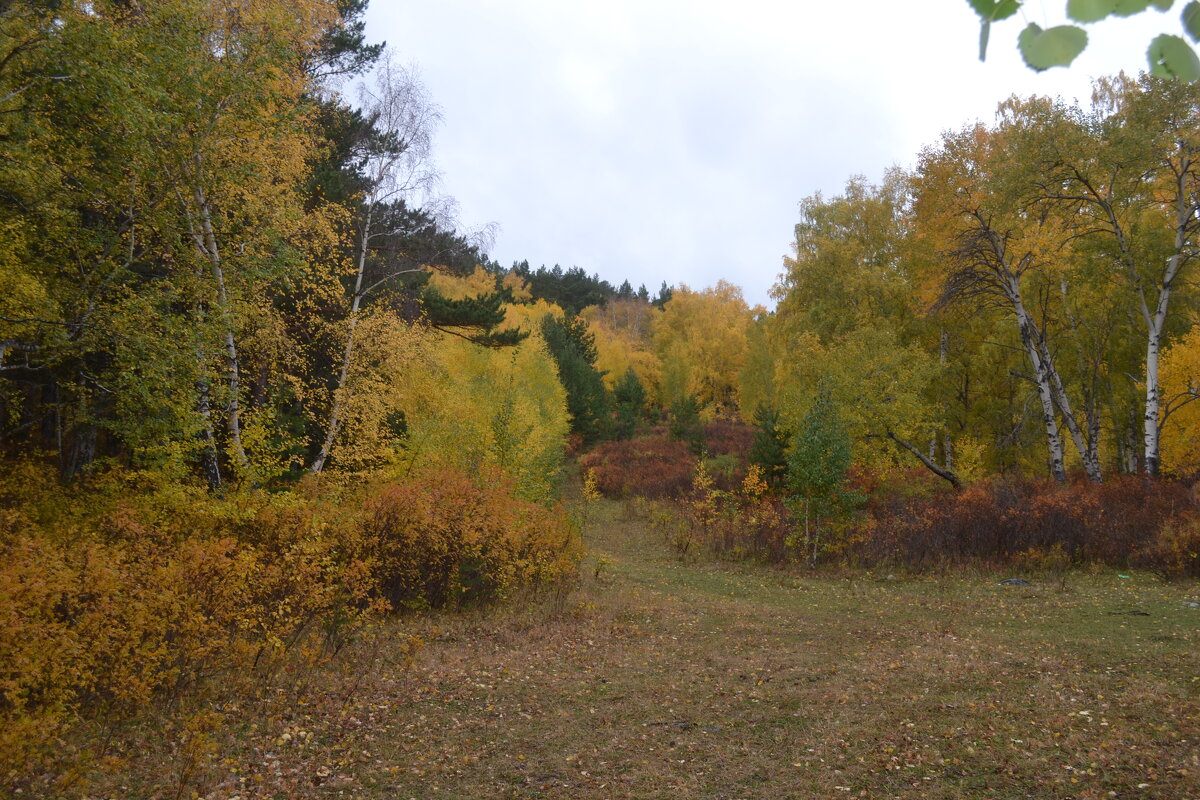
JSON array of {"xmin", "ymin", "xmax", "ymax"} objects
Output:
[{"xmin": 86, "ymin": 498, "xmax": 1199, "ymax": 800}]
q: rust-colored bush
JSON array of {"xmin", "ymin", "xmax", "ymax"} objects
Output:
[
  {"xmin": 856, "ymin": 476, "xmax": 1193, "ymax": 570},
  {"xmin": 579, "ymin": 436, "xmax": 696, "ymax": 499},
  {"xmin": 709, "ymin": 465, "xmax": 792, "ymax": 562},
  {"xmin": 702, "ymin": 420, "xmax": 754, "ymax": 458},
  {"xmin": 661, "ymin": 464, "xmax": 793, "ymax": 563}
]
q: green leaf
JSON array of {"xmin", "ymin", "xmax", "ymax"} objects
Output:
[
  {"xmin": 1148, "ymin": 33, "xmax": 1200, "ymax": 79},
  {"xmin": 967, "ymin": 0, "xmax": 997, "ymax": 17},
  {"xmin": 1113, "ymin": 0, "xmax": 1152, "ymax": 14},
  {"xmin": 973, "ymin": 0, "xmax": 1020, "ymax": 59},
  {"xmin": 993, "ymin": 0, "xmax": 1021, "ymax": 20},
  {"xmin": 1152, "ymin": 0, "xmax": 1176, "ymax": 9},
  {"xmin": 1184, "ymin": 1, "xmax": 1200, "ymax": 41},
  {"xmin": 1069, "ymin": 0, "xmax": 1118, "ymax": 21},
  {"xmin": 1018, "ymin": 23, "xmax": 1089, "ymax": 70},
  {"xmin": 967, "ymin": 0, "xmax": 1021, "ymax": 20}
]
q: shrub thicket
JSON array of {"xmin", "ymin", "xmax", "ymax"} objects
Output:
[
  {"xmin": 637, "ymin": 452, "xmax": 1200, "ymax": 576},
  {"xmin": 702, "ymin": 420, "xmax": 755, "ymax": 458},
  {"xmin": 0, "ymin": 464, "xmax": 579, "ymax": 784},
  {"xmin": 363, "ymin": 468, "xmax": 579, "ymax": 609},
  {"xmin": 579, "ymin": 435, "xmax": 696, "ymax": 498},
  {"xmin": 856, "ymin": 476, "xmax": 1196, "ymax": 572}
]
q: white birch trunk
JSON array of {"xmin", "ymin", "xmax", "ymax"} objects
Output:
[
  {"xmin": 1067, "ymin": 145, "xmax": 1193, "ymax": 479},
  {"xmin": 193, "ymin": 184, "xmax": 249, "ymax": 473},
  {"xmin": 1009, "ymin": 284, "xmax": 1068, "ymax": 482},
  {"xmin": 1143, "ymin": 174, "xmax": 1189, "ymax": 478},
  {"xmin": 310, "ymin": 206, "xmax": 373, "ymax": 473},
  {"xmin": 1144, "ymin": 292, "xmax": 1168, "ymax": 478},
  {"xmin": 1040, "ymin": 339, "xmax": 1102, "ymax": 482}
]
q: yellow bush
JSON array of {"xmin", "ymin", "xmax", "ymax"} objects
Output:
[{"xmin": 361, "ymin": 467, "xmax": 580, "ymax": 609}]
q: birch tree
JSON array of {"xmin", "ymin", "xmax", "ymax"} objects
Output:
[
  {"xmin": 916, "ymin": 123, "xmax": 1104, "ymax": 483},
  {"xmin": 310, "ymin": 53, "xmax": 441, "ymax": 473},
  {"xmin": 138, "ymin": 0, "xmax": 339, "ymax": 482},
  {"xmin": 1024, "ymin": 77, "xmax": 1200, "ymax": 477}
]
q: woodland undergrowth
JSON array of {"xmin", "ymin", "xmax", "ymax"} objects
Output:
[
  {"xmin": 593, "ymin": 437, "xmax": 1200, "ymax": 579},
  {"xmin": 0, "ymin": 461, "xmax": 580, "ymax": 792}
]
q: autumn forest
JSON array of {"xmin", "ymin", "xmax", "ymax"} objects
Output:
[{"xmin": 2, "ymin": 0, "xmax": 1200, "ymax": 796}]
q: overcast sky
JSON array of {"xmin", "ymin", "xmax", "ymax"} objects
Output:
[{"xmin": 363, "ymin": 1, "xmax": 1177, "ymax": 307}]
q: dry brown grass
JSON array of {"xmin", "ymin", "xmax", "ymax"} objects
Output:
[{"xmin": 34, "ymin": 499, "xmax": 1200, "ymax": 799}]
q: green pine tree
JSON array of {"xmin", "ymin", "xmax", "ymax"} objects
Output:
[
  {"xmin": 540, "ymin": 314, "xmax": 612, "ymax": 444},
  {"xmin": 748, "ymin": 404, "xmax": 789, "ymax": 489},
  {"xmin": 668, "ymin": 395, "xmax": 705, "ymax": 455},
  {"xmin": 612, "ymin": 367, "xmax": 646, "ymax": 439}
]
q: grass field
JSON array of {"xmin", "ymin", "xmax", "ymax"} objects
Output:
[{"xmin": 79, "ymin": 499, "xmax": 1199, "ymax": 800}]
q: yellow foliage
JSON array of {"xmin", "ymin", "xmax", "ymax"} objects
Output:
[
  {"xmin": 0, "ymin": 220, "xmax": 59, "ymax": 349},
  {"xmin": 0, "ymin": 459, "xmax": 580, "ymax": 783},
  {"xmin": 652, "ymin": 281, "xmax": 758, "ymax": 415},
  {"xmin": 586, "ymin": 314, "xmax": 663, "ymax": 400},
  {"xmin": 309, "ymin": 266, "xmax": 570, "ymax": 500},
  {"xmin": 737, "ymin": 314, "xmax": 779, "ymax": 423},
  {"xmin": 501, "ymin": 298, "xmax": 564, "ymax": 333},
  {"xmin": 363, "ymin": 467, "xmax": 580, "ymax": 609},
  {"xmin": 427, "ymin": 265, "xmax": 497, "ymax": 300},
  {"xmin": 328, "ymin": 310, "xmax": 436, "ymax": 472},
  {"xmin": 501, "ymin": 269, "xmax": 533, "ymax": 301},
  {"xmin": 582, "ymin": 298, "xmax": 659, "ymax": 342},
  {"xmin": 0, "ymin": 502, "xmax": 374, "ymax": 777},
  {"xmin": 376, "ymin": 322, "xmax": 570, "ymax": 503},
  {"xmin": 775, "ymin": 326, "xmax": 941, "ymax": 476},
  {"xmin": 1159, "ymin": 325, "xmax": 1200, "ymax": 475},
  {"xmin": 951, "ymin": 436, "xmax": 990, "ymax": 486},
  {"xmin": 582, "ymin": 468, "xmax": 601, "ymax": 503},
  {"xmin": 741, "ymin": 463, "xmax": 769, "ymax": 500}
]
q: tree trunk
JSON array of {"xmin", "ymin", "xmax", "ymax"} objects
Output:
[
  {"xmin": 193, "ymin": 188, "xmax": 249, "ymax": 475},
  {"xmin": 65, "ymin": 423, "xmax": 96, "ymax": 481},
  {"xmin": 1011, "ymin": 293, "xmax": 1068, "ymax": 482},
  {"xmin": 1123, "ymin": 407, "xmax": 1140, "ymax": 474},
  {"xmin": 1143, "ymin": 245, "xmax": 1182, "ymax": 479},
  {"xmin": 196, "ymin": 378, "xmax": 223, "ymax": 490},
  {"xmin": 310, "ymin": 207, "xmax": 373, "ymax": 473},
  {"xmin": 1052, "ymin": 279, "xmax": 1104, "ymax": 482},
  {"xmin": 1039, "ymin": 337, "xmax": 1102, "ymax": 482},
  {"xmin": 67, "ymin": 426, "xmax": 96, "ymax": 479},
  {"xmin": 887, "ymin": 430, "xmax": 962, "ymax": 490},
  {"xmin": 1143, "ymin": 150, "xmax": 1194, "ymax": 478}
]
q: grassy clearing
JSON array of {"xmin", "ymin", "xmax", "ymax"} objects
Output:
[{"xmin": 68, "ymin": 499, "xmax": 1199, "ymax": 799}]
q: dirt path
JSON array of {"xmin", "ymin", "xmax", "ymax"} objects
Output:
[{"xmin": 170, "ymin": 501, "xmax": 1198, "ymax": 800}]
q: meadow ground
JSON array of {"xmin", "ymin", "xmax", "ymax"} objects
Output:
[{"xmin": 83, "ymin": 498, "xmax": 1198, "ymax": 800}]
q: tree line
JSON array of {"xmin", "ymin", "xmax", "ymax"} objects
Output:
[
  {"xmin": 766, "ymin": 74, "xmax": 1200, "ymax": 486},
  {"xmin": 0, "ymin": 0, "xmax": 672, "ymax": 492}
]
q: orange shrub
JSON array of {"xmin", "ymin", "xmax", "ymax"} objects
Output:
[
  {"xmin": 0, "ymin": 528, "xmax": 270, "ymax": 777},
  {"xmin": 663, "ymin": 464, "xmax": 793, "ymax": 563},
  {"xmin": 1136, "ymin": 513, "xmax": 1200, "ymax": 578}
]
